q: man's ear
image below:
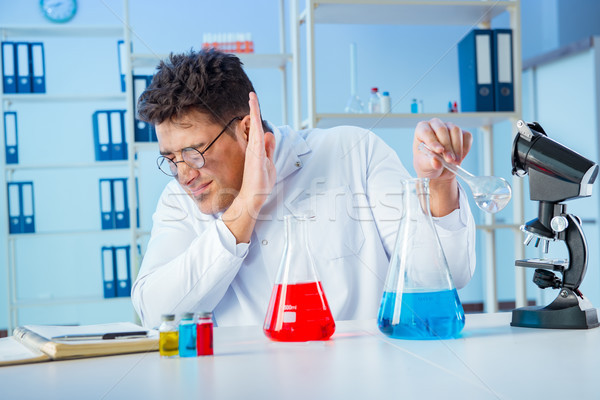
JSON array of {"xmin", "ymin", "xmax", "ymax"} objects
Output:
[{"xmin": 241, "ymin": 115, "xmax": 251, "ymax": 142}]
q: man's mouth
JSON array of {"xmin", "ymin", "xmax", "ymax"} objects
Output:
[{"xmin": 189, "ymin": 181, "xmax": 212, "ymax": 197}]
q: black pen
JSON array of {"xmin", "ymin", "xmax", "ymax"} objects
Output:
[{"xmin": 52, "ymin": 331, "xmax": 148, "ymax": 341}]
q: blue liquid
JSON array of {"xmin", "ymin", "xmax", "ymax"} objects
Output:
[
  {"xmin": 178, "ymin": 323, "xmax": 197, "ymax": 357},
  {"xmin": 377, "ymin": 289, "xmax": 465, "ymax": 339}
]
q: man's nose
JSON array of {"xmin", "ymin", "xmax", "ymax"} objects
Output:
[{"xmin": 176, "ymin": 161, "xmax": 199, "ymax": 185}]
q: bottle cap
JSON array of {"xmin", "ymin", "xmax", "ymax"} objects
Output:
[
  {"xmin": 382, "ymin": 91, "xmax": 389, "ymax": 96},
  {"xmin": 198, "ymin": 311, "xmax": 213, "ymax": 319},
  {"xmin": 181, "ymin": 312, "xmax": 195, "ymax": 320},
  {"xmin": 161, "ymin": 314, "xmax": 175, "ymax": 321},
  {"xmin": 371, "ymin": 87, "xmax": 378, "ymax": 92}
]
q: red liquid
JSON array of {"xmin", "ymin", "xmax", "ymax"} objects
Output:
[
  {"xmin": 263, "ymin": 281, "xmax": 335, "ymax": 342},
  {"xmin": 196, "ymin": 321, "xmax": 213, "ymax": 356}
]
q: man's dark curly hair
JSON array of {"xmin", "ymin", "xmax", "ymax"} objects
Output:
[{"xmin": 137, "ymin": 48, "xmax": 264, "ymax": 131}]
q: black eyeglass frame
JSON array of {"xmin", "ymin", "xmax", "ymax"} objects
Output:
[{"xmin": 156, "ymin": 116, "xmax": 244, "ymax": 177}]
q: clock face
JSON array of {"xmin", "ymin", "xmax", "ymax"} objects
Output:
[{"xmin": 40, "ymin": 0, "xmax": 78, "ymax": 23}]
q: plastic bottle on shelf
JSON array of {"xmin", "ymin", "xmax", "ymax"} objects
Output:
[
  {"xmin": 411, "ymin": 99, "xmax": 418, "ymax": 114},
  {"xmin": 368, "ymin": 87, "xmax": 381, "ymax": 113},
  {"xmin": 418, "ymin": 99, "xmax": 424, "ymax": 113},
  {"xmin": 380, "ymin": 91, "xmax": 392, "ymax": 113}
]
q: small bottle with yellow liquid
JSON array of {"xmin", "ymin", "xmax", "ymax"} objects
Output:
[{"xmin": 159, "ymin": 314, "xmax": 179, "ymax": 358}]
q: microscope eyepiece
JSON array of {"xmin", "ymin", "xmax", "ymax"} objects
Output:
[{"xmin": 512, "ymin": 120, "xmax": 598, "ymax": 202}]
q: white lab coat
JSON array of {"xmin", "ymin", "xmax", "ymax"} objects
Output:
[{"xmin": 132, "ymin": 124, "xmax": 476, "ymax": 328}]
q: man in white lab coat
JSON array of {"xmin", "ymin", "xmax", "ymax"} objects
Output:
[{"xmin": 131, "ymin": 49, "xmax": 476, "ymax": 328}]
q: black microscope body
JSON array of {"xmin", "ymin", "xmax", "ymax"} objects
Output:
[{"xmin": 511, "ymin": 120, "xmax": 600, "ymax": 329}]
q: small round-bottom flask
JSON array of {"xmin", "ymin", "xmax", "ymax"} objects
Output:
[{"xmin": 377, "ymin": 178, "xmax": 465, "ymax": 340}]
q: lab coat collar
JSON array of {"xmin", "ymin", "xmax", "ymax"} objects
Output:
[{"xmin": 267, "ymin": 122, "xmax": 311, "ymax": 184}]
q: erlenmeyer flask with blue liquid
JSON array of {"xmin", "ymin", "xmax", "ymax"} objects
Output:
[{"xmin": 378, "ymin": 178, "xmax": 465, "ymax": 339}]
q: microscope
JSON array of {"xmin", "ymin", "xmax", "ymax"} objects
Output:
[{"xmin": 511, "ymin": 120, "xmax": 600, "ymax": 329}]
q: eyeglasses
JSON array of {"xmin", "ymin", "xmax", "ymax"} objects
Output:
[{"xmin": 156, "ymin": 116, "xmax": 243, "ymax": 177}]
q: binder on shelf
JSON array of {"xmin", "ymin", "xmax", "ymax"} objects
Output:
[
  {"xmin": 2, "ymin": 41, "xmax": 17, "ymax": 93},
  {"xmin": 30, "ymin": 42, "xmax": 46, "ymax": 93},
  {"xmin": 15, "ymin": 42, "xmax": 32, "ymax": 93},
  {"xmin": 117, "ymin": 40, "xmax": 127, "ymax": 92},
  {"xmin": 101, "ymin": 246, "xmax": 117, "ymax": 298},
  {"xmin": 115, "ymin": 245, "xmax": 131, "ymax": 297},
  {"xmin": 133, "ymin": 75, "xmax": 156, "ymax": 142},
  {"xmin": 112, "ymin": 178, "xmax": 130, "ymax": 229},
  {"xmin": 20, "ymin": 182, "xmax": 35, "ymax": 233},
  {"xmin": 92, "ymin": 110, "xmax": 127, "ymax": 161},
  {"xmin": 7, "ymin": 181, "xmax": 35, "ymax": 234},
  {"xmin": 458, "ymin": 29, "xmax": 494, "ymax": 112},
  {"xmin": 99, "ymin": 179, "xmax": 114, "ymax": 229},
  {"xmin": 493, "ymin": 29, "xmax": 514, "ymax": 112},
  {"xmin": 99, "ymin": 178, "xmax": 134, "ymax": 230},
  {"xmin": 110, "ymin": 110, "xmax": 127, "ymax": 160},
  {"xmin": 4, "ymin": 111, "xmax": 18, "ymax": 164},
  {"xmin": 93, "ymin": 111, "xmax": 111, "ymax": 161},
  {"xmin": 8, "ymin": 183, "xmax": 21, "ymax": 234}
]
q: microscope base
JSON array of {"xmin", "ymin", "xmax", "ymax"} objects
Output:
[{"xmin": 511, "ymin": 305, "xmax": 599, "ymax": 329}]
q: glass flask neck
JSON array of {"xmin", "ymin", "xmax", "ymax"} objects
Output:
[
  {"xmin": 274, "ymin": 215, "xmax": 319, "ymax": 285},
  {"xmin": 404, "ymin": 178, "xmax": 431, "ymax": 217}
]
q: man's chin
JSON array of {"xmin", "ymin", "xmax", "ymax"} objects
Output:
[{"xmin": 193, "ymin": 194, "xmax": 232, "ymax": 215}]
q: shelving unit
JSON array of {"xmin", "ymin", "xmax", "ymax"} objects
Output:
[
  {"xmin": 293, "ymin": 0, "xmax": 525, "ymax": 312},
  {"xmin": 0, "ymin": 23, "xmax": 133, "ymax": 332},
  {"xmin": 1, "ymin": 0, "xmax": 297, "ymax": 332}
]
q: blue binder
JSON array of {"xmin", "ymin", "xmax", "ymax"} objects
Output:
[
  {"xmin": 2, "ymin": 41, "xmax": 17, "ymax": 93},
  {"xmin": 112, "ymin": 178, "xmax": 130, "ymax": 229},
  {"xmin": 7, "ymin": 182, "xmax": 21, "ymax": 234},
  {"xmin": 117, "ymin": 40, "xmax": 127, "ymax": 92},
  {"xmin": 115, "ymin": 245, "xmax": 131, "ymax": 297},
  {"xmin": 133, "ymin": 75, "xmax": 153, "ymax": 142},
  {"xmin": 93, "ymin": 111, "xmax": 111, "ymax": 161},
  {"xmin": 7, "ymin": 181, "xmax": 35, "ymax": 234},
  {"xmin": 99, "ymin": 178, "xmax": 131, "ymax": 230},
  {"xmin": 99, "ymin": 178, "xmax": 114, "ymax": 229},
  {"xmin": 21, "ymin": 182, "xmax": 35, "ymax": 233},
  {"xmin": 493, "ymin": 29, "xmax": 514, "ymax": 112},
  {"xmin": 93, "ymin": 110, "xmax": 127, "ymax": 161},
  {"xmin": 109, "ymin": 110, "xmax": 127, "ymax": 160},
  {"xmin": 30, "ymin": 42, "xmax": 46, "ymax": 93},
  {"xmin": 15, "ymin": 42, "xmax": 32, "ymax": 93},
  {"xmin": 458, "ymin": 29, "xmax": 495, "ymax": 112},
  {"xmin": 4, "ymin": 111, "xmax": 18, "ymax": 164},
  {"xmin": 101, "ymin": 246, "xmax": 117, "ymax": 298}
]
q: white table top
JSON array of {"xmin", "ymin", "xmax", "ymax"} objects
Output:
[{"xmin": 2, "ymin": 312, "xmax": 599, "ymax": 399}]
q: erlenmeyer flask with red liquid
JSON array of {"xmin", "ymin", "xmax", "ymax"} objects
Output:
[{"xmin": 263, "ymin": 215, "xmax": 335, "ymax": 341}]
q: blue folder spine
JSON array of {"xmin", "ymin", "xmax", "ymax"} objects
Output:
[
  {"xmin": 30, "ymin": 42, "xmax": 46, "ymax": 93},
  {"xmin": 2, "ymin": 41, "xmax": 17, "ymax": 93},
  {"xmin": 4, "ymin": 111, "xmax": 18, "ymax": 164},
  {"xmin": 15, "ymin": 42, "xmax": 32, "ymax": 93},
  {"xmin": 458, "ymin": 29, "xmax": 495, "ymax": 112},
  {"xmin": 101, "ymin": 246, "xmax": 117, "ymax": 298},
  {"xmin": 493, "ymin": 29, "xmax": 514, "ymax": 112},
  {"xmin": 115, "ymin": 245, "xmax": 132, "ymax": 297},
  {"xmin": 133, "ymin": 75, "xmax": 156, "ymax": 142}
]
